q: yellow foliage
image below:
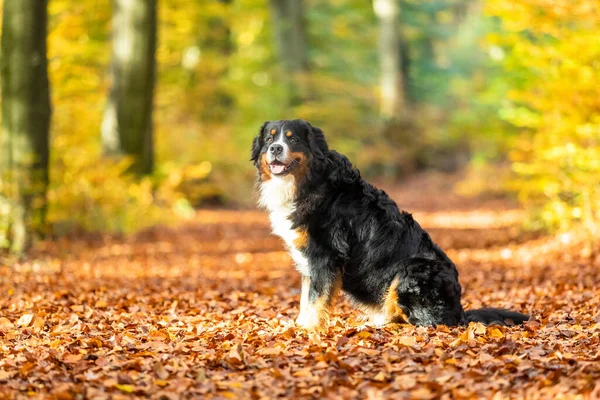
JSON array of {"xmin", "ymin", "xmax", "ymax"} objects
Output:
[
  {"xmin": 42, "ymin": 0, "xmax": 201, "ymax": 234},
  {"xmin": 486, "ymin": 0, "xmax": 600, "ymax": 232}
]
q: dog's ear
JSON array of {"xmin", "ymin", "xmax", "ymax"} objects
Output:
[
  {"xmin": 250, "ymin": 121, "xmax": 269, "ymax": 165},
  {"xmin": 306, "ymin": 122, "xmax": 329, "ymax": 160}
]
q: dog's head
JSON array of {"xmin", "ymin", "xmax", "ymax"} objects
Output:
[{"xmin": 250, "ymin": 119, "xmax": 328, "ymax": 182}]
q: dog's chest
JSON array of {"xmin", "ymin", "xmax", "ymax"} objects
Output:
[{"xmin": 259, "ymin": 178, "xmax": 310, "ymax": 276}]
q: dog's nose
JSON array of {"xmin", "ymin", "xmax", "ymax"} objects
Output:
[{"xmin": 269, "ymin": 144, "xmax": 283, "ymax": 156}]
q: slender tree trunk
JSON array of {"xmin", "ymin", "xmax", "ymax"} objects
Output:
[
  {"xmin": 0, "ymin": 0, "xmax": 51, "ymax": 253},
  {"xmin": 102, "ymin": 0, "xmax": 156, "ymax": 176},
  {"xmin": 269, "ymin": 0, "xmax": 309, "ymax": 105},
  {"xmin": 373, "ymin": 0, "xmax": 405, "ymax": 120},
  {"xmin": 399, "ymin": 36, "xmax": 411, "ymax": 103}
]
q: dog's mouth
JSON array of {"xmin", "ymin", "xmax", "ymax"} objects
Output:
[{"xmin": 269, "ymin": 160, "xmax": 299, "ymax": 176}]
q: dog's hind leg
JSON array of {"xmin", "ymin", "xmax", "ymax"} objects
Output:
[
  {"xmin": 395, "ymin": 257, "xmax": 466, "ymax": 326},
  {"xmin": 354, "ymin": 275, "xmax": 410, "ymax": 328}
]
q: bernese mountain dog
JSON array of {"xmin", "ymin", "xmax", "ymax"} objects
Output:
[{"xmin": 251, "ymin": 119, "xmax": 529, "ymax": 330}]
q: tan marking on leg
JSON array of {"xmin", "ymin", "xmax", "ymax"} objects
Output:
[
  {"xmin": 293, "ymin": 228, "xmax": 309, "ymax": 249},
  {"xmin": 355, "ymin": 276, "xmax": 409, "ymax": 327},
  {"xmin": 384, "ymin": 276, "xmax": 408, "ymax": 323}
]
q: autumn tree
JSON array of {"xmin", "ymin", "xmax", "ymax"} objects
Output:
[
  {"xmin": 0, "ymin": 0, "xmax": 51, "ymax": 253},
  {"xmin": 486, "ymin": 1, "xmax": 600, "ymax": 231},
  {"xmin": 373, "ymin": 0, "xmax": 405, "ymax": 120},
  {"xmin": 269, "ymin": 0, "xmax": 309, "ymax": 105},
  {"xmin": 102, "ymin": 0, "xmax": 156, "ymax": 175}
]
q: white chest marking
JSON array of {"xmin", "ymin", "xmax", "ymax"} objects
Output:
[{"xmin": 259, "ymin": 176, "xmax": 310, "ymax": 276}]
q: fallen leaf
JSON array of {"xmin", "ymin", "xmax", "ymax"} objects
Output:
[
  {"xmin": 0, "ymin": 180, "xmax": 596, "ymax": 399},
  {"xmin": 32, "ymin": 316, "xmax": 46, "ymax": 331},
  {"xmin": 115, "ymin": 384, "xmax": 134, "ymax": 393},
  {"xmin": 372, "ymin": 371, "xmax": 388, "ymax": 382},
  {"xmin": 0, "ymin": 317, "xmax": 14, "ymax": 331},
  {"xmin": 226, "ymin": 343, "xmax": 245, "ymax": 369},
  {"xmin": 63, "ymin": 354, "xmax": 82, "ymax": 364},
  {"xmin": 411, "ymin": 387, "xmax": 436, "ymax": 400},
  {"xmin": 488, "ymin": 327, "xmax": 504, "ymax": 339},
  {"xmin": 154, "ymin": 362, "xmax": 169, "ymax": 380},
  {"xmin": 0, "ymin": 370, "xmax": 15, "ymax": 381},
  {"xmin": 257, "ymin": 347, "xmax": 283, "ymax": 356},
  {"xmin": 397, "ymin": 336, "xmax": 417, "ymax": 347},
  {"xmin": 17, "ymin": 314, "xmax": 34, "ymax": 327},
  {"xmin": 95, "ymin": 300, "xmax": 108, "ymax": 308}
]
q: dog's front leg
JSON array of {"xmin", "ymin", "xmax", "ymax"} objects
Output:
[
  {"xmin": 295, "ymin": 269, "xmax": 341, "ymax": 330},
  {"xmin": 296, "ymin": 275, "xmax": 311, "ymax": 324}
]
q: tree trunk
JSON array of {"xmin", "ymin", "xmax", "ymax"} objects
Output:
[
  {"xmin": 102, "ymin": 0, "xmax": 156, "ymax": 176},
  {"xmin": 373, "ymin": 0, "xmax": 405, "ymax": 120},
  {"xmin": 0, "ymin": 0, "xmax": 51, "ymax": 253},
  {"xmin": 269, "ymin": 0, "xmax": 309, "ymax": 105},
  {"xmin": 399, "ymin": 35, "xmax": 411, "ymax": 103}
]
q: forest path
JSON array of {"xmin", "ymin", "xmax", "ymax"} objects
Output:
[{"xmin": 1, "ymin": 173, "xmax": 599, "ymax": 399}]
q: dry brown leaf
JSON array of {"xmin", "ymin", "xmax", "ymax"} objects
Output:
[
  {"xmin": 358, "ymin": 348, "xmax": 380, "ymax": 356},
  {"xmin": 411, "ymin": 387, "xmax": 436, "ymax": 400},
  {"xmin": 372, "ymin": 371, "xmax": 388, "ymax": 382},
  {"xmin": 63, "ymin": 354, "xmax": 82, "ymax": 364},
  {"xmin": 397, "ymin": 336, "xmax": 417, "ymax": 347},
  {"xmin": 94, "ymin": 300, "xmax": 108, "ymax": 308},
  {"xmin": 32, "ymin": 316, "xmax": 46, "ymax": 331},
  {"xmin": 154, "ymin": 362, "xmax": 169, "ymax": 380},
  {"xmin": 0, "ymin": 317, "xmax": 14, "ymax": 331},
  {"xmin": 17, "ymin": 313, "xmax": 34, "ymax": 327},
  {"xmin": 0, "ymin": 370, "xmax": 15, "ymax": 381},
  {"xmin": 256, "ymin": 347, "xmax": 282, "ymax": 356},
  {"xmin": 0, "ymin": 179, "xmax": 597, "ymax": 399},
  {"xmin": 292, "ymin": 368, "xmax": 313, "ymax": 378},
  {"xmin": 226, "ymin": 343, "xmax": 245, "ymax": 369}
]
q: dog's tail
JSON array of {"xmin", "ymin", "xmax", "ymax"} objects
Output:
[{"xmin": 464, "ymin": 308, "xmax": 529, "ymax": 326}]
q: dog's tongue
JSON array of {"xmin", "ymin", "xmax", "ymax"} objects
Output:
[{"xmin": 270, "ymin": 164, "xmax": 285, "ymax": 174}]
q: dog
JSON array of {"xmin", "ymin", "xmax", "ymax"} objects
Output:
[{"xmin": 251, "ymin": 119, "xmax": 529, "ymax": 330}]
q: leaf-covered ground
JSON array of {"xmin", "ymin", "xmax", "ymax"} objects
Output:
[{"xmin": 1, "ymin": 174, "xmax": 599, "ymax": 399}]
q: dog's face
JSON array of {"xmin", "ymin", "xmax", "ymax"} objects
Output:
[{"xmin": 251, "ymin": 119, "xmax": 328, "ymax": 181}]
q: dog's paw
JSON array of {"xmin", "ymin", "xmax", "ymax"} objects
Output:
[
  {"xmin": 295, "ymin": 311, "xmax": 325, "ymax": 330},
  {"xmin": 368, "ymin": 312, "xmax": 391, "ymax": 328}
]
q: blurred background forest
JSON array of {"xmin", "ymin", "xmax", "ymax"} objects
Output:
[{"xmin": 0, "ymin": 0, "xmax": 598, "ymax": 253}]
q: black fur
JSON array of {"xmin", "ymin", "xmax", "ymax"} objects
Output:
[
  {"xmin": 250, "ymin": 121, "xmax": 268, "ymax": 165},
  {"xmin": 253, "ymin": 120, "xmax": 530, "ymax": 327}
]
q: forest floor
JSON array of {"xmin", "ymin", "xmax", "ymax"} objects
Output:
[{"xmin": 1, "ymin": 173, "xmax": 599, "ymax": 399}]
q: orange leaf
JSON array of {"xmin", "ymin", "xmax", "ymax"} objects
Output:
[
  {"xmin": 257, "ymin": 347, "xmax": 283, "ymax": 356},
  {"xmin": 0, "ymin": 317, "xmax": 14, "ymax": 331},
  {"xmin": 488, "ymin": 327, "xmax": 504, "ymax": 339},
  {"xmin": 94, "ymin": 300, "xmax": 108, "ymax": 308}
]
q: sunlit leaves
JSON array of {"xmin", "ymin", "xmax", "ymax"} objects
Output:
[
  {"xmin": 486, "ymin": 0, "xmax": 600, "ymax": 231},
  {"xmin": 1, "ymin": 184, "xmax": 599, "ymax": 397}
]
